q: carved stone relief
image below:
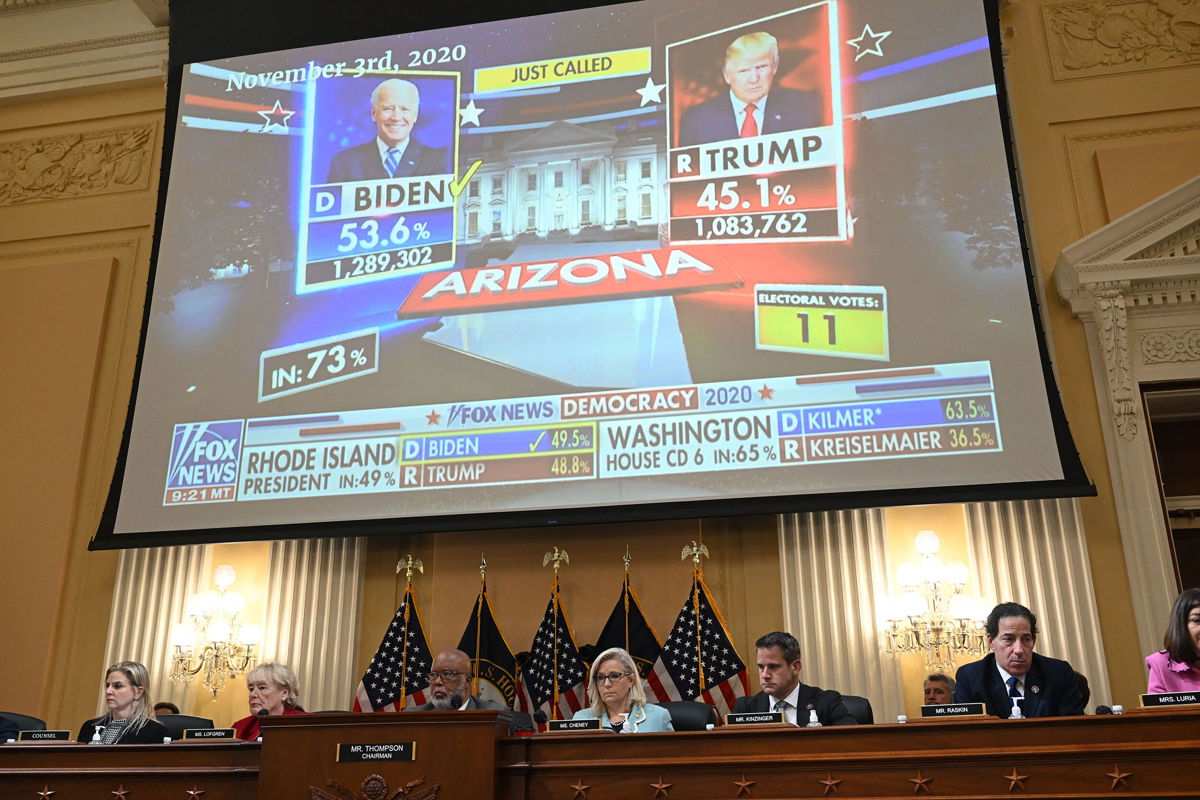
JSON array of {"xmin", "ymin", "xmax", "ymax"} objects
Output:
[
  {"xmin": 1140, "ymin": 326, "xmax": 1200, "ymax": 363},
  {"xmin": 1090, "ymin": 282, "xmax": 1138, "ymax": 439},
  {"xmin": 0, "ymin": 124, "xmax": 153, "ymax": 206},
  {"xmin": 1043, "ymin": 0, "xmax": 1200, "ymax": 80}
]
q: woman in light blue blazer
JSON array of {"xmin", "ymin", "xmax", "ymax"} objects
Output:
[{"xmin": 573, "ymin": 647, "xmax": 674, "ymax": 733}]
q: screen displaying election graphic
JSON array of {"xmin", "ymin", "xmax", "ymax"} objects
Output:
[{"xmin": 97, "ymin": 0, "xmax": 1088, "ymax": 545}]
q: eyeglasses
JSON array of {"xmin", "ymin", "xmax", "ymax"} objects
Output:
[
  {"xmin": 426, "ymin": 670, "xmax": 468, "ymax": 682},
  {"xmin": 595, "ymin": 672, "xmax": 631, "ymax": 685}
]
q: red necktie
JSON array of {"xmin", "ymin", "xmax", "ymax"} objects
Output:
[{"xmin": 740, "ymin": 103, "xmax": 758, "ymax": 138}]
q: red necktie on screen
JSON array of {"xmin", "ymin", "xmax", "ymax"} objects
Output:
[{"xmin": 740, "ymin": 103, "xmax": 758, "ymax": 138}]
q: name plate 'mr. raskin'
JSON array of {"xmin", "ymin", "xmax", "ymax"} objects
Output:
[
  {"xmin": 337, "ymin": 742, "xmax": 416, "ymax": 762},
  {"xmin": 920, "ymin": 703, "xmax": 986, "ymax": 717},
  {"xmin": 1141, "ymin": 691, "xmax": 1200, "ymax": 708}
]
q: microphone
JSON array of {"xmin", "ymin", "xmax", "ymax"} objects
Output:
[
  {"xmin": 533, "ymin": 711, "xmax": 548, "ymax": 725},
  {"xmin": 449, "ymin": 695, "xmax": 464, "ymax": 709},
  {"xmin": 257, "ymin": 708, "xmax": 270, "ymax": 716},
  {"xmin": 1095, "ymin": 705, "xmax": 1113, "ymax": 715}
]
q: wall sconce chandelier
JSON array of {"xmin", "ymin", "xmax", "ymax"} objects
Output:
[
  {"xmin": 170, "ymin": 565, "xmax": 259, "ymax": 697},
  {"xmin": 882, "ymin": 530, "xmax": 989, "ymax": 674}
]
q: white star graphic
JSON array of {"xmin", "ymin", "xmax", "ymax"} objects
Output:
[
  {"xmin": 847, "ymin": 23, "xmax": 892, "ymax": 61},
  {"xmin": 459, "ymin": 98, "xmax": 484, "ymax": 126},
  {"xmin": 635, "ymin": 76, "xmax": 666, "ymax": 107},
  {"xmin": 256, "ymin": 99, "xmax": 295, "ymax": 131}
]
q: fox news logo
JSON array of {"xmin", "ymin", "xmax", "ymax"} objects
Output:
[{"xmin": 163, "ymin": 420, "xmax": 243, "ymax": 503}]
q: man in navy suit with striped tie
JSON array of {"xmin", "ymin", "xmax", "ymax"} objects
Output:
[
  {"xmin": 954, "ymin": 602, "xmax": 1085, "ymax": 718},
  {"xmin": 677, "ymin": 31, "xmax": 823, "ymax": 148},
  {"xmin": 326, "ymin": 78, "xmax": 447, "ymax": 182}
]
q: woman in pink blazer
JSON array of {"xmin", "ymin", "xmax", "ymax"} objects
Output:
[{"xmin": 1145, "ymin": 588, "xmax": 1200, "ymax": 694}]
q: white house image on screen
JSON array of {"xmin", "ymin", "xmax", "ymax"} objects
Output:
[{"xmin": 458, "ymin": 120, "xmax": 666, "ymax": 243}]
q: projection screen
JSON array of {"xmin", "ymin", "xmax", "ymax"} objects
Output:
[{"xmin": 93, "ymin": 0, "xmax": 1091, "ymax": 547}]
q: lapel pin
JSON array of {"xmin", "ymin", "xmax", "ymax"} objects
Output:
[{"xmin": 1031, "ymin": 685, "xmax": 1040, "ymax": 693}]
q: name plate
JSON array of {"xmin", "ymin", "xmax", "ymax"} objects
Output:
[
  {"xmin": 1141, "ymin": 691, "xmax": 1200, "ymax": 707},
  {"xmin": 921, "ymin": 703, "xmax": 985, "ymax": 717},
  {"xmin": 182, "ymin": 728, "xmax": 236, "ymax": 740},
  {"xmin": 337, "ymin": 742, "xmax": 416, "ymax": 762},
  {"xmin": 16, "ymin": 730, "xmax": 71, "ymax": 742},
  {"xmin": 546, "ymin": 718, "xmax": 602, "ymax": 733},
  {"xmin": 725, "ymin": 711, "xmax": 785, "ymax": 725}
]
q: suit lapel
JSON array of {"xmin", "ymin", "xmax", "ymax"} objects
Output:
[
  {"xmin": 1021, "ymin": 658, "xmax": 1044, "ymax": 718},
  {"xmin": 982, "ymin": 657, "xmax": 1013, "ymax": 717}
]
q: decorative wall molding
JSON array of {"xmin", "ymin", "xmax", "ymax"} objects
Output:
[
  {"xmin": 777, "ymin": 510, "xmax": 904, "ymax": 725},
  {"xmin": 0, "ymin": 24, "xmax": 166, "ymax": 100},
  {"xmin": 1140, "ymin": 326, "xmax": 1200, "ymax": 363},
  {"xmin": 0, "ymin": 238, "xmax": 139, "ymax": 260},
  {"xmin": 1054, "ymin": 175, "xmax": 1198, "ymax": 659},
  {"xmin": 0, "ymin": 0, "xmax": 98, "ymax": 15},
  {"xmin": 1130, "ymin": 218, "xmax": 1200, "ymax": 260},
  {"xmin": 1063, "ymin": 123, "xmax": 1200, "ymax": 235},
  {"xmin": 1042, "ymin": 0, "xmax": 1200, "ymax": 81},
  {"xmin": 0, "ymin": 28, "xmax": 165, "ymax": 62},
  {"xmin": 0, "ymin": 124, "xmax": 154, "ymax": 206},
  {"xmin": 964, "ymin": 499, "xmax": 1112, "ymax": 707}
]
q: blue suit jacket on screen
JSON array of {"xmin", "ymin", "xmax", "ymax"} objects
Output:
[
  {"xmin": 677, "ymin": 87, "xmax": 823, "ymax": 147},
  {"xmin": 954, "ymin": 652, "xmax": 1085, "ymax": 718},
  {"xmin": 326, "ymin": 139, "xmax": 447, "ymax": 182}
]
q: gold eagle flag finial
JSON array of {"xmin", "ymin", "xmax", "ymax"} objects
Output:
[
  {"xmin": 681, "ymin": 540, "xmax": 709, "ymax": 567},
  {"xmin": 396, "ymin": 555, "xmax": 424, "ymax": 585},
  {"xmin": 543, "ymin": 546, "xmax": 570, "ymax": 573}
]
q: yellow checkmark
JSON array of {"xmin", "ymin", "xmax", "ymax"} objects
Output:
[
  {"xmin": 450, "ymin": 160, "xmax": 483, "ymax": 198},
  {"xmin": 530, "ymin": 430, "xmax": 547, "ymax": 452}
]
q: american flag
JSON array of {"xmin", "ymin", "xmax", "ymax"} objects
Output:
[
  {"xmin": 352, "ymin": 587, "xmax": 433, "ymax": 712},
  {"xmin": 646, "ymin": 575, "xmax": 749, "ymax": 717},
  {"xmin": 516, "ymin": 593, "xmax": 587, "ymax": 723}
]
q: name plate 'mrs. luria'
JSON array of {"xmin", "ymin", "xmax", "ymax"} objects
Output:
[{"xmin": 1141, "ymin": 691, "xmax": 1200, "ymax": 708}]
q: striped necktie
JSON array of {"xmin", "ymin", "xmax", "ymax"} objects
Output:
[{"xmin": 384, "ymin": 147, "xmax": 401, "ymax": 177}]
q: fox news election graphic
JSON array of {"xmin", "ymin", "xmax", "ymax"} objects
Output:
[
  {"xmin": 667, "ymin": 2, "xmax": 847, "ymax": 246},
  {"xmin": 163, "ymin": 420, "xmax": 244, "ymax": 505},
  {"xmin": 755, "ymin": 283, "xmax": 888, "ymax": 360},
  {"xmin": 300, "ymin": 71, "xmax": 460, "ymax": 293},
  {"xmin": 259, "ymin": 328, "xmax": 379, "ymax": 401},
  {"xmin": 99, "ymin": 0, "xmax": 1088, "ymax": 545}
]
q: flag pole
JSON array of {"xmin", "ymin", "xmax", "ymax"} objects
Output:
[
  {"xmin": 474, "ymin": 554, "xmax": 486, "ymax": 697},
  {"xmin": 396, "ymin": 554, "xmax": 423, "ymax": 708},
  {"xmin": 682, "ymin": 540, "xmax": 709, "ymax": 692},
  {"xmin": 543, "ymin": 546, "xmax": 569, "ymax": 720},
  {"xmin": 622, "ymin": 545, "xmax": 632, "ymax": 652}
]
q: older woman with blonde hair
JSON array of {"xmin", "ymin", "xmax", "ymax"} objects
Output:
[
  {"xmin": 572, "ymin": 647, "xmax": 673, "ymax": 732},
  {"xmin": 77, "ymin": 661, "xmax": 169, "ymax": 744},
  {"xmin": 231, "ymin": 662, "xmax": 308, "ymax": 741}
]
